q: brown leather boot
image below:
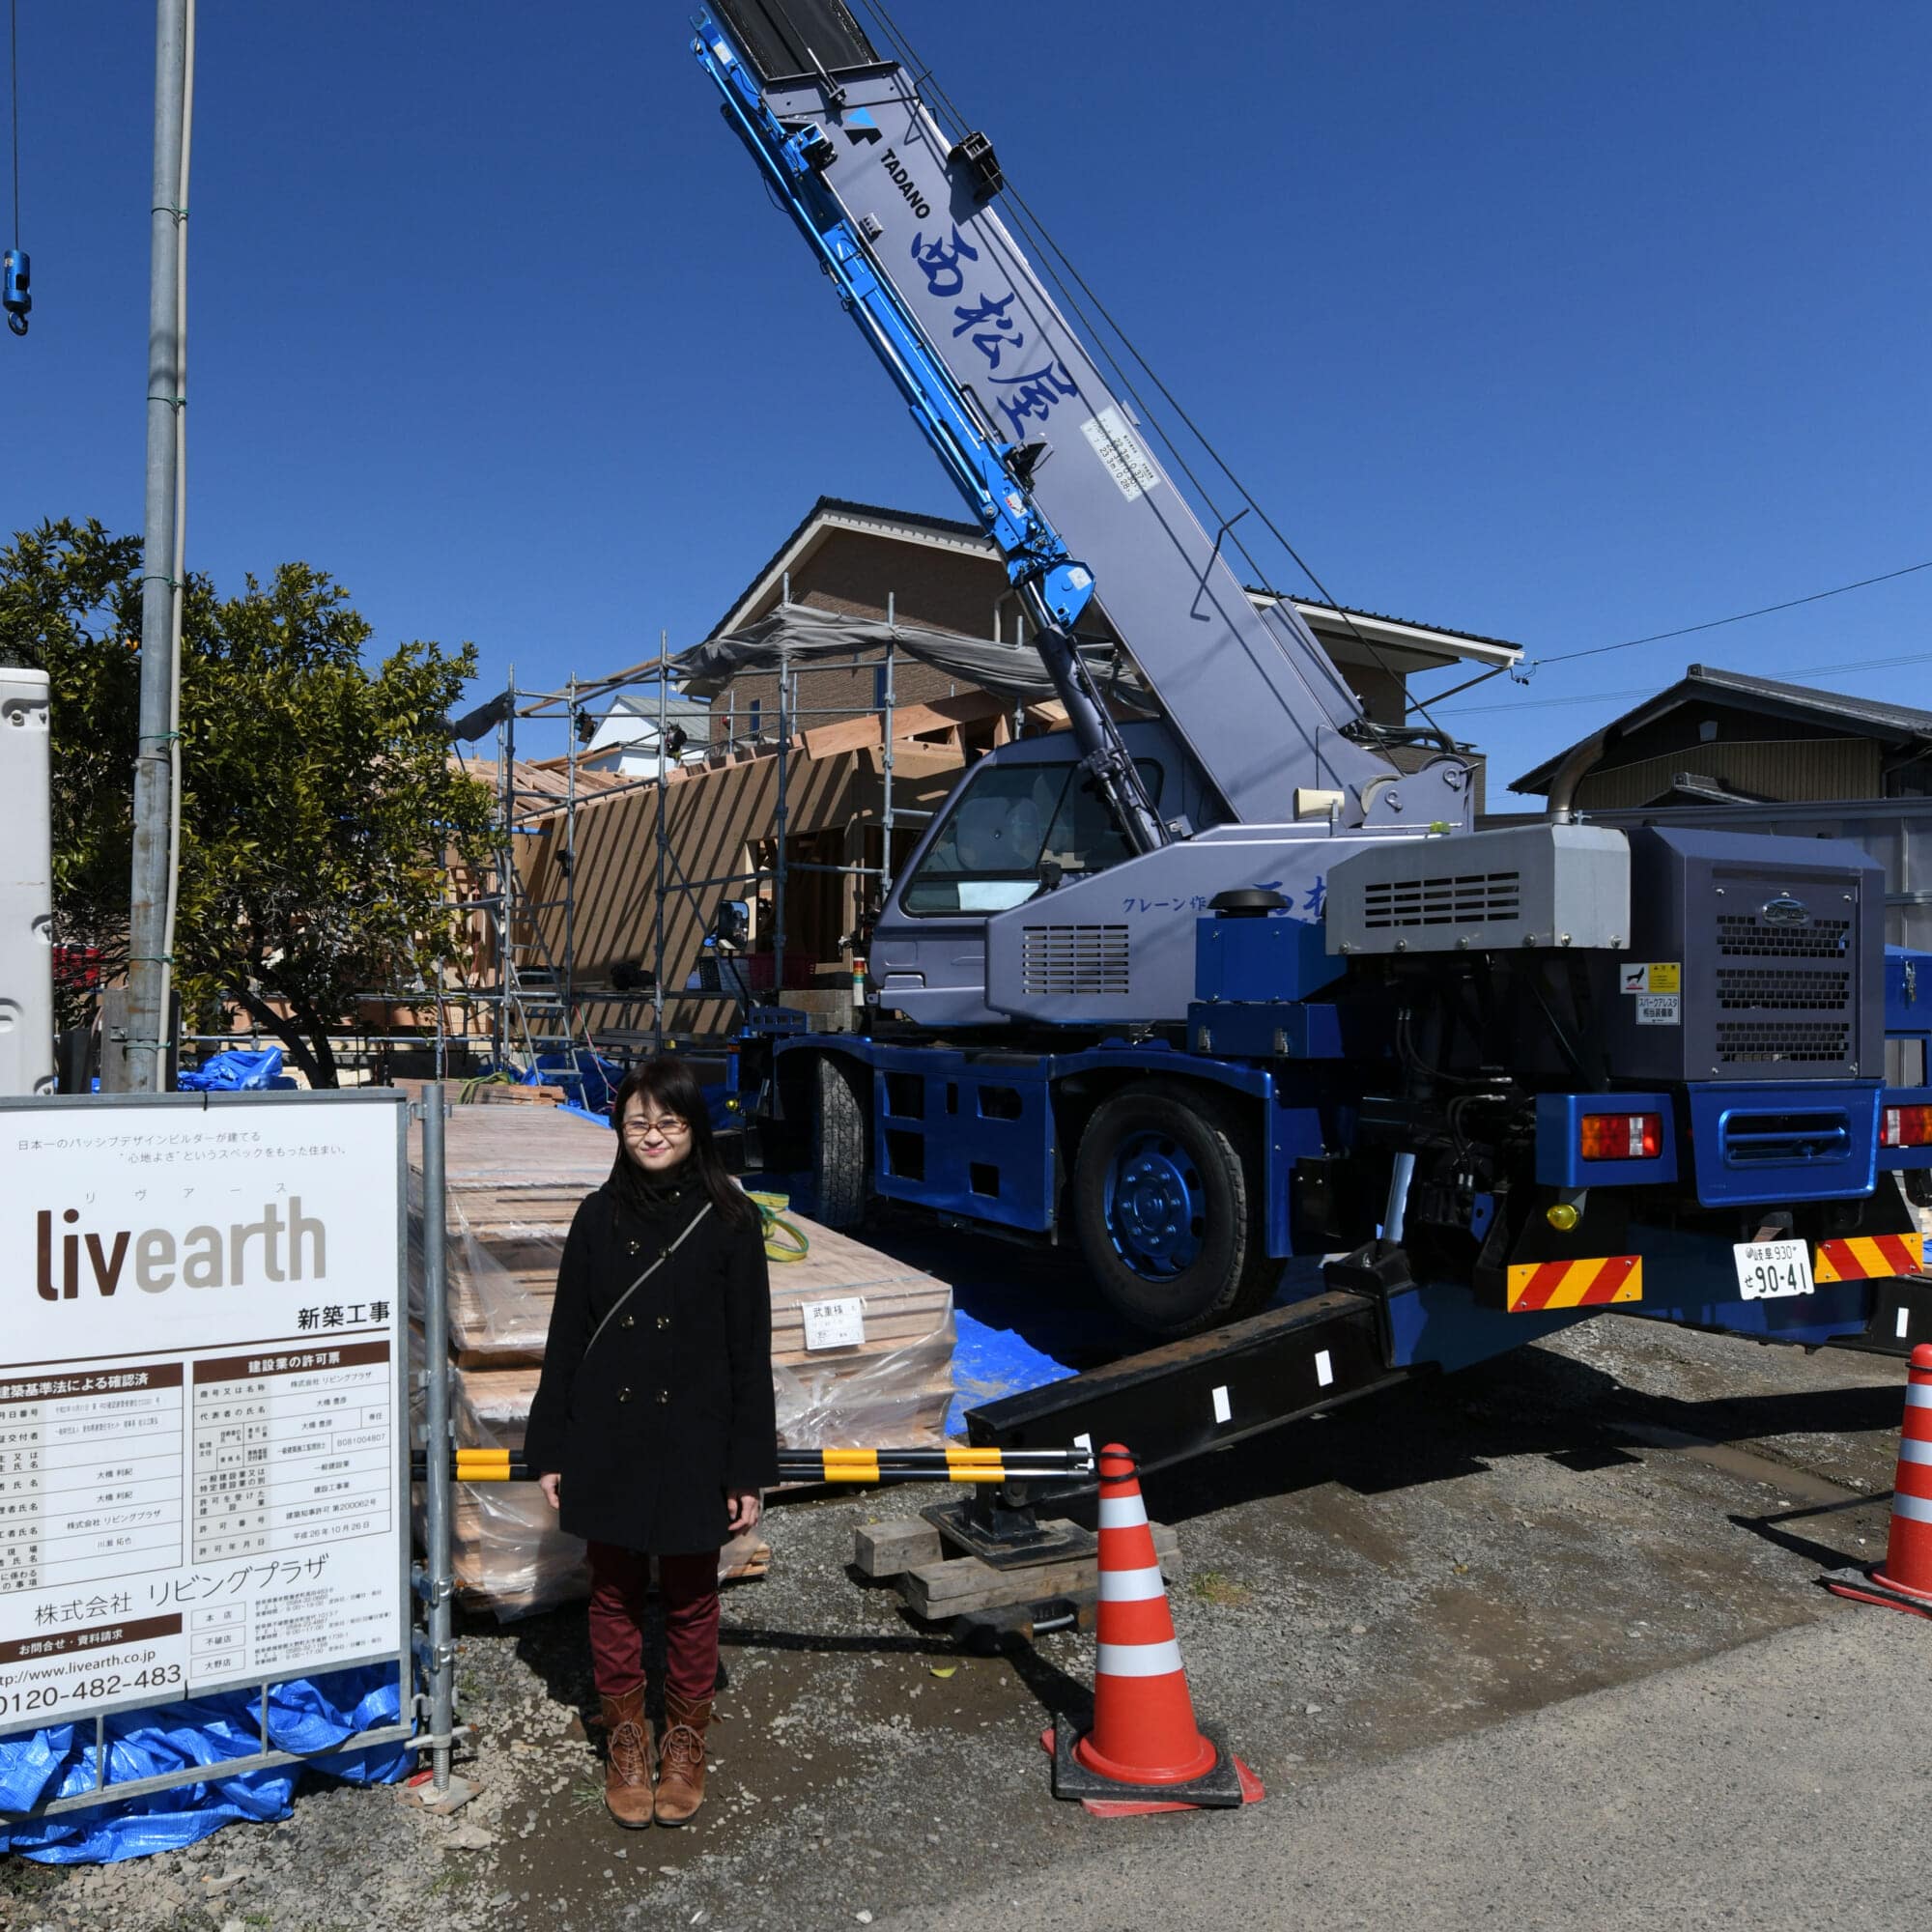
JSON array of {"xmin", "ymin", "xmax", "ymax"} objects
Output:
[
  {"xmin": 599, "ymin": 1687, "xmax": 655, "ymax": 1829},
  {"xmin": 653, "ymin": 1692, "xmax": 710, "ymax": 1826}
]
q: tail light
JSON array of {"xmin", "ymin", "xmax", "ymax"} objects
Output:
[
  {"xmin": 1881, "ymin": 1106, "xmax": 1932, "ymax": 1149},
  {"xmin": 1580, "ymin": 1112, "xmax": 1663, "ymax": 1160}
]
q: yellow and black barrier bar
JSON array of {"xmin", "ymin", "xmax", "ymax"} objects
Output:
[{"xmin": 414, "ymin": 1446, "xmax": 1095, "ymax": 1487}]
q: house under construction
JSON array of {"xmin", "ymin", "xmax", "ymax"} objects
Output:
[{"xmin": 444, "ymin": 497, "xmax": 1522, "ymax": 1067}]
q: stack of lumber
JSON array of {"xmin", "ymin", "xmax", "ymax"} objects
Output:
[{"xmin": 408, "ymin": 1104, "xmax": 956, "ymax": 1614}]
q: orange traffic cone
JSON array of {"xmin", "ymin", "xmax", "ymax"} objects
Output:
[
  {"xmin": 1826, "ymin": 1344, "xmax": 1932, "ymax": 1618},
  {"xmin": 1043, "ymin": 1444, "xmax": 1263, "ymax": 1815}
]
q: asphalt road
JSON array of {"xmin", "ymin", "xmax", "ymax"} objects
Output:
[{"xmin": 884, "ymin": 1606, "xmax": 1932, "ymax": 1932}]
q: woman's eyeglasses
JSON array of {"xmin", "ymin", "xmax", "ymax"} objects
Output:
[{"xmin": 620, "ymin": 1116, "xmax": 690, "ymax": 1140}]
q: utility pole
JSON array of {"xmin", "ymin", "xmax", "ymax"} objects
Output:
[{"xmin": 111, "ymin": 0, "xmax": 188, "ymax": 1092}]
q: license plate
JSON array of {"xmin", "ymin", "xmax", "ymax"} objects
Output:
[{"xmin": 1733, "ymin": 1238, "xmax": 1815, "ymax": 1300}]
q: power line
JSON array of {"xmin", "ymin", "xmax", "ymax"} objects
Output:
[
  {"xmin": 1536, "ymin": 559, "xmax": 1932, "ymax": 667},
  {"xmin": 1440, "ymin": 647, "xmax": 1932, "ymax": 717}
]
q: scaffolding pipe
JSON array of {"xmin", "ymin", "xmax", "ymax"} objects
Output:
[
  {"xmin": 563, "ymin": 673, "xmax": 578, "ymax": 1031},
  {"xmin": 773, "ymin": 638, "xmax": 788, "ymax": 1009},
  {"xmin": 654, "ymin": 633, "xmax": 669, "ymax": 1054},
  {"xmin": 882, "ymin": 592, "xmax": 896, "ymax": 911},
  {"xmin": 496, "ymin": 672, "xmax": 515, "ymax": 1070}
]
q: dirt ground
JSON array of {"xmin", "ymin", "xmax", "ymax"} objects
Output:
[{"xmin": 0, "ymin": 1283, "xmax": 1914, "ymax": 1932}]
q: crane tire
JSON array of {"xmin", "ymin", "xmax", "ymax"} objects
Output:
[
  {"xmin": 810, "ymin": 1055, "xmax": 869, "ymax": 1231},
  {"xmin": 1072, "ymin": 1079, "xmax": 1279, "ymax": 1339}
]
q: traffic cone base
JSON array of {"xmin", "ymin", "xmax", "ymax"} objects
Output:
[
  {"xmin": 1822, "ymin": 1569, "xmax": 1932, "ymax": 1620},
  {"xmin": 1042, "ymin": 1725, "xmax": 1263, "ymax": 1816}
]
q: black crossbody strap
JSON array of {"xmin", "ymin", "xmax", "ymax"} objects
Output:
[{"xmin": 582, "ymin": 1200, "xmax": 715, "ymax": 1359}]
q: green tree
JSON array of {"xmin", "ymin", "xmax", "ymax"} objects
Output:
[{"xmin": 0, "ymin": 518, "xmax": 497, "ymax": 1086}]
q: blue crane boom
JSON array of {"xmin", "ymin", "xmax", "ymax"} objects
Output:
[
  {"xmin": 693, "ymin": 14, "xmax": 1165, "ymax": 854},
  {"xmin": 691, "ymin": 2, "xmax": 1462, "ymax": 838}
]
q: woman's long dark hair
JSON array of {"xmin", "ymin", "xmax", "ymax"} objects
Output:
[{"xmin": 608, "ymin": 1058, "xmax": 754, "ymax": 1228}]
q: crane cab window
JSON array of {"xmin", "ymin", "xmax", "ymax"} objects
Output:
[{"xmin": 898, "ymin": 759, "xmax": 1163, "ymax": 917}]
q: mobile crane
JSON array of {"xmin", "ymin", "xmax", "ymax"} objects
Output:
[{"xmin": 693, "ymin": 1, "xmax": 1932, "ymax": 1470}]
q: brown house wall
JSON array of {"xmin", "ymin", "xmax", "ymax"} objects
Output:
[
  {"xmin": 717, "ymin": 524, "xmax": 1451, "ymax": 753},
  {"xmin": 1574, "ymin": 736, "xmax": 1882, "ymax": 810}
]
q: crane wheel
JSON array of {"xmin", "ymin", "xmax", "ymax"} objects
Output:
[
  {"xmin": 810, "ymin": 1055, "xmax": 869, "ymax": 1231},
  {"xmin": 1072, "ymin": 1079, "xmax": 1279, "ymax": 1339}
]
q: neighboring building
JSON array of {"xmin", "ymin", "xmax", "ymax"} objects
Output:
[
  {"xmin": 575, "ymin": 688, "xmax": 714, "ymax": 779},
  {"xmin": 1512, "ymin": 665, "xmax": 1932, "ymax": 812},
  {"xmin": 702, "ymin": 497, "xmax": 1523, "ymax": 804}
]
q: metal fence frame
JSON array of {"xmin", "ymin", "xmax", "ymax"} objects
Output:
[{"xmin": 0, "ymin": 1085, "xmax": 457, "ymax": 1822}]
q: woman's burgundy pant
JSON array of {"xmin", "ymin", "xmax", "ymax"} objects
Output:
[{"xmin": 586, "ymin": 1542, "xmax": 720, "ymax": 1706}]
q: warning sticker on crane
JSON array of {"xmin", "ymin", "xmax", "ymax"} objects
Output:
[
  {"xmin": 1620, "ymin": 961, "xmax": 1681, "ymax": 995},
  {"xmin": 1081, "ymin": 407, "xmax": 1160, "ymax": 501}
]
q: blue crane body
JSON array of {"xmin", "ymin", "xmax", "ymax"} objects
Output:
[{"xmin": 691, "ymin": 3, "xmax": 1932, "ymax": 1437}]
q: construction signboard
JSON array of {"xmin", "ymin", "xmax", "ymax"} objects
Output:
[{"xmin": 0, "ymin": 1091, "xmax": 409, "ymax": 1735}]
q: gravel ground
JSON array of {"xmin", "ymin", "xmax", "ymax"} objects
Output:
[{"xmin": 0, "ymin": 1308, "xmax": 1911, "ymax": 1932}]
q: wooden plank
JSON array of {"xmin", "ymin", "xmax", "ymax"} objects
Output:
[
  {"xmin": 899, "ymin": 1521, "xmax": 1181, "ymax": 1620},
  {"xmin": 801, "ymin": 690, "xmax": 1007, "ymax": 761},
  {"xmin": 853, "ymin": 1519, "xmax": 945, "ymax": 1577}
]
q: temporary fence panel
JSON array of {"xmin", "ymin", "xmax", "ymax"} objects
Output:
[{"xmin": 0, "ymin": 1089, "xmax": 423, "ymax": 1845}]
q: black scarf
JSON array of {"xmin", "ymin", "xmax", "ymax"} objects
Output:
[{"xmin": 607, "ymin": 1147, "xmax": 700, "ymax": 1229}]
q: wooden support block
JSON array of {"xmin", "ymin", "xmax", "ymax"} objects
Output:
[
  {"xmin": 853, "ymin": 1519, "xmax": 945, "ymax": 1577},
  {"xmin": 897, "ymin": 1520, "xmax": 1181, "ymax": 1621}
]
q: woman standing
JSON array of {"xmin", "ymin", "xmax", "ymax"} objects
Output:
[{"xmin": 525, "ymin": 1059, "xmax": 778, "ymax": 1829}]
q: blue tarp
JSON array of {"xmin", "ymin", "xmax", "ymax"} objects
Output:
[
  {"xmin": 945, "ymin": 1311, "xmax": 1077, "ymax": 1438},
  {"xmin": 0, "ymin": 1664, "xmax": 409, "ymax": 1863},
  {"xmin": 176, "ymin": 1048, "xmax": 296, "ymax": 1093},
  {"xmin": 523, "ymin": 1050, "xmax": 623, "ymax": 1114}
]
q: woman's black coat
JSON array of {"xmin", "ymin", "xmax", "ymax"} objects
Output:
[{"xmin": 523, "ymin": 1179, "xmax": 780, "ymax": 1554}]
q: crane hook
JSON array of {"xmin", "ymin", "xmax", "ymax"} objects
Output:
[{"xmin": 2, "ymin": 248, "xmax": 28, "ymax": 336}]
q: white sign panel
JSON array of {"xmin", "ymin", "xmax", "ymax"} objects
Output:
[
  {"xmin": 0, "ymin": 1093, "xmax": 407, "ymax": 1735},
  {"xmin": 801, "ymin": 1296, "xmax": 866, "ymax": 1352},
  {"xmin": 1080, "ymin": 407, "xmax": 1161, "ymax": 502}
]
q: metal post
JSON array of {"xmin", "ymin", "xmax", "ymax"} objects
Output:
[
  {"xmin": 882, "ymin": 593, "xmax": 896, "ymax": 902},
  {"xmin": 654, "ymin": 632, "xmax": 668, "ymax": 1054},
  {"xmin": 114, "ymin": 0, "xmax": 189, "ymax": 1094},
  {"xmin": 562, "ymin": 673, "xmax": 578, "ymax": 1037},
  {"xmin": 420, "ymin": 1084, "xmax": 454, "ymax": 1789},
  {"xmin": 773, "ymin": 642, "xmax": 789, "ymax": 1006},
  {"xmin": 496, "ymin": 672, "xmax": 515, "ymax": 1071},
  {"xmin": 1383, "ymin": 1151, "xmax": 1416, "ymax": 1247}
]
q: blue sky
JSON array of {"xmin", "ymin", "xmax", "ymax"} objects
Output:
[{"xmin": 7, "ymin": 3, "xmax": 1927, "ymax": 800}]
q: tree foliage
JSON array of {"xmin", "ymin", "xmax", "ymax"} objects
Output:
[{"xmin": 0, "ymin": 518, "xmax": 497, "ymax": 1086}]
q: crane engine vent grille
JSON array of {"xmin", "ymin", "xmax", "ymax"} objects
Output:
[
  {"xmin": 1021, "ymin": 924, "xmax": 1129, "ymax": 997},
  {"xmin": 1716, "ymin": 966, "xmax": 1851, "ymax": 1011},
  {"xmin": 1361, "ymin": 869, "xmax": 1521, "ymax": 930},
  {"xmin": 1706, "ymin": 889, "xmax": 1857, "ymax": 1067},
  {"xmin": 1717, "ymin": 913, "xmax": 1851, "ymax": 959},
  {"xmin": 1716, "ymin": 1019, "xmax": 1852, "ymax": 1065}
]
